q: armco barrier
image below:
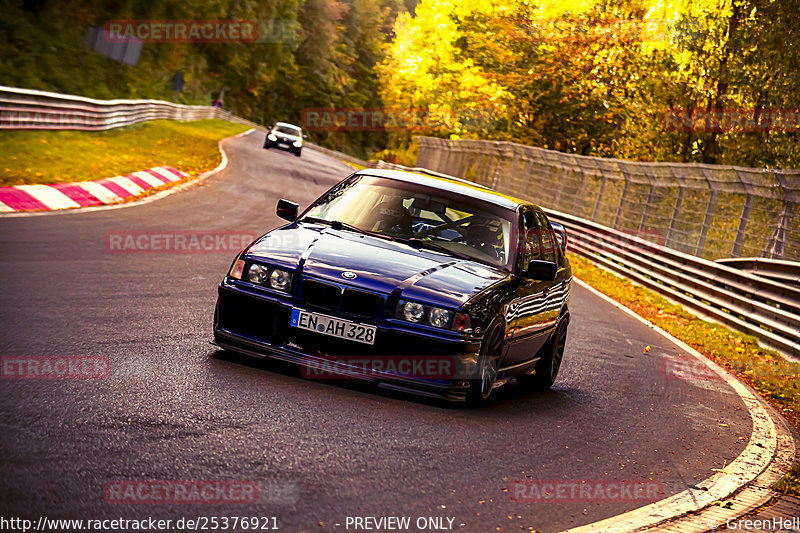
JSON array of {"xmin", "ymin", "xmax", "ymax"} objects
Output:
[
  {"xmin": 0, "ymin": 85, "xmax": 265, "ymax": 131},
  {"xmin": 0, "ymin": 85, "xmax": 371, "ymax": 169},
  {"xmin": 716, "ymin": 258, "xmax": 800, "ymax": 286},
  {"xmin": 374, "ymin": 161, "xmax": 800, "ymax": 358}
]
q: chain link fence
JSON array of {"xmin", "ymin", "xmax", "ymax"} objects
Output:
[{"xmin": 415, "ymin": 136, "xmax": 800, "ymax": 261}]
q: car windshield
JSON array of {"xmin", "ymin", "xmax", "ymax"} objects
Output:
[
  {"xmin": 275, "ymin": 125, "xmax": 301, "ymax": 136},
  {"xmin": 301, "ymin": 175, "xmax": 516, "ymax": 269}
]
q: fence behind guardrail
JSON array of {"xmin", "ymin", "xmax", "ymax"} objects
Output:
[{"xmin": 414, "ymin": 137, "xmax": 800, "ymax": 262}]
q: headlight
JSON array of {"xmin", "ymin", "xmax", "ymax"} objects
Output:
[
  {"xmin": 428, "ymin": 308, "xmax": 452, "ymax": 328},
  {"xmin": 229, "ymin": 259, "xmax": 246, "ymax": 280},
  {"xmin": 269, "ymin": 269, "xmax": 292, "ymax": 291},
  {"xmin": 247, "ymin": 264, "xmax": 269, "ymax": 284},
  {"xmin": 397, "ymin": 300, "xmax": 456, "ymax": 329},
  {"xmin": 292, "ymin": 140, "xmax": 302, "ymax": 147},
  {"xmin": 402, "ymin": 302, "xmax": 425, "ymax": 322},
  {"xmin": 268, "ymin": 133, "xmax": 277, "ymax": 141}
]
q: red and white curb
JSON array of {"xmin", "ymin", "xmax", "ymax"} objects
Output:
[{"xmin": 0, "ymin": 167, "xmax": 190, "ymax": 212}]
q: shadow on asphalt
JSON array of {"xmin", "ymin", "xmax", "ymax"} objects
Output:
[{"xmin": 208, "ymin": 348, "xmax": 579, "ymax": 415}]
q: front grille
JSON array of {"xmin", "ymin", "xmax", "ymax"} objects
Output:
[
  {"xmin": 341, "ymin": 289, "xmax": 384, "ymax": 318},
  {"xmin": 217, "ymin": 290, "xmax": 288, "ymax": 343},
  {"xmin": 302, "ymin": 279, "xmax": 341, "ymax": 312}
]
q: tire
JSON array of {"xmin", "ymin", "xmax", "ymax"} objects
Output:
[
  {"xmin": 518, "ymin": 319, "xmax": 567, "ymax": 391},
  {"xmin": 466, "ymin": 321, "xmax": 504, "ymax": 407},
  {"xmin": 294, "ymin": 148, "xmax": 302, "ymax": 157}
]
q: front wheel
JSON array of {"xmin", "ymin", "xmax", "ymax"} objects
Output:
[
  {"xmin": 466, "ymin": 322, "xmax": 504, "ymax": 407},
  {"xmin": 518, "ymin": 320, "xmax": 567, "ymax": 391},
  {"xmin": 294, "ymin": 148, "xmax": 302, "ymax": 157}
]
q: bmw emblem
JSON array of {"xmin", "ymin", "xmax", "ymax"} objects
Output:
[{"xmin": 341, "ymin": 271, "xmax": 357, "ymax": 280}]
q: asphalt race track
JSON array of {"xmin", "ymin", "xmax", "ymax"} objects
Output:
[{"xmin": 0, "ymin": 131, "xmax": 754, "ymax": 532}]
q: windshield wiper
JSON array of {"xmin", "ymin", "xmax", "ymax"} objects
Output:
[
  {"xmin": 302, "ymin": 217, "xmax": 385, "ymax": 239},
  {"xmin": 401, "ymin": 237, "xmax": 473, "ymax": 261}
]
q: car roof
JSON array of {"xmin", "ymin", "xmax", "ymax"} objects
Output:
[
  {"xmin": 354, "ymin": 168, "xmax": 530, "ymax": 211},
  {"xmin": 275, "ymin": 121, "xmax": 301, "ymax": 130}
]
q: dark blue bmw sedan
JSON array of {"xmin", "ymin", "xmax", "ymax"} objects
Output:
[{"xmin": 213, "ymin": 168, "xmax": 571, "ymax": 405}]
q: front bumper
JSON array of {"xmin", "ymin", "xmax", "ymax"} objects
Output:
[
  {"xmin": 212, "ymin": 282, "xmax": 482, "ymax": 401},
  {"xmin": 264, "ymin": 138, "xmax": 301, "ymax": 152}
]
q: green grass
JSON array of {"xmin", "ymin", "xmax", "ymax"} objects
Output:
[
  {"xmin": 0, "ymin": 119, "xmax": 250, "ymax": 186},
  {"xmin": 567, "ymin": 252, "xmax": 800, "ymax": 495},
  {"xmin": 774, "ymin": 464, "xmax": 800, "ymax": 497}
]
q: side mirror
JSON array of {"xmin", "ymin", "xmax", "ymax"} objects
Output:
[
  {"xmin": 551, "ymin": 223, "xmax": 568, "ymax": 253},
  {"xmin": 277, "ymin": 199, "xmax": 299, "ymax": 221},
  {"xmin": 523, "ymin": 260, "xmax": 557, "ymax": 281},
  {"xmin": 303, "ymin": 134, "xmax": 308, "ymax": 139}
]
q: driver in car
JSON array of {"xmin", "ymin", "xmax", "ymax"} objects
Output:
[{"xmin": 465, "ymin": 217, "xmax": 505, "ymax": 262}]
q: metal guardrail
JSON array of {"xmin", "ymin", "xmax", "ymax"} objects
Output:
[
  {"xmin": 372, "ymin": 161, "xmax": 800, "ymax": 359},
  {"xmin": 414, "ymin": 136, "xmax": 800, "ymax": 263},
  {"xmin": 548, "ymin": 211, "xmax": 800, "ymax": 358},
  {"xmin": 0, "ymin": 85, "xmax": 264, "ymax": 131},
  {"xmin": 0, "ymin": 85, "xmax": 373, "ymax": 169},
  {"xmin": 717, "ymin": 258, "xmax": 800, "ymax": 286}
]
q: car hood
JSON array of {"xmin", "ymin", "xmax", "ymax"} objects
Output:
[{"xmin": 245, "ymin": 223, "xmax": 509, "ymax": 309}]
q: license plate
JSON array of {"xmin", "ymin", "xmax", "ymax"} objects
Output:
[
  {"xmin": 278, "ymin": 143, "xmax": 289, "ymax": 148},
  {"xmin": 290, "ymin": 309, "xmax": 376, "ymax": 345}
]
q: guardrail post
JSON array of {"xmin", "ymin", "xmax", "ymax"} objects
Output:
[
  {"xmin": 765, "ymin": 200, "xmax": 792, "ymax": 259},
  {"xmin": 767, "ymin": 170, "xmax": 796, "ymax": 259},
  {"xmin": 613, "ymin": 171, "xmax": 632, "ymax": 230},
  {"xmin": 591, "ymin": 174, "xmax": 608, "ymax": 221},
  {"xmin": 442, "ymin": 139, "xmax": 457, "ymax": 175},
  {"xmin": 413, "ymin": 137, "xmax": 427, "ymax": 168},
  {"xmin": 551, "ymin": 155, "xmax": 577, "ymax": 211},
  {"xmin": 491, "ymin": 143, "xmax": 512, "ymax": 190},
  {"xmin": 696, "ymin": 168, "xmax": 719, "ymax": 258},
  {"xmin": 732, "ymin": 194, "xmax": 753, "ymax": 258},
  {"xmin": 638, "ymin": 165, "xmax": 658, "ymax": 232},
  {"xmin": 570, "ymin": 165, "xmax": 588, "ymax": 215},
  {"xmin": 666, "ymin": 186, "xmax": 685, "ymax": 250}
]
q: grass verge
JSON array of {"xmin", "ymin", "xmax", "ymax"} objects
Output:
[
  {"xmin": 567, "ymin": 252, "xmax": 800, "ymax": 495},
  {"xmin": 0, "ymin": 119, "xmax": 250, "ymax": 186}
]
